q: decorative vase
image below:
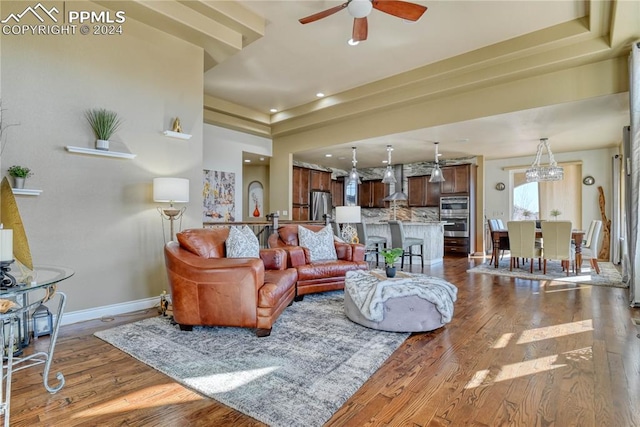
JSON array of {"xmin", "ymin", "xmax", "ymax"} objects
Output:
[
  {"xmin": 13, "ymin": 177, "xmax": 25, "ymax": 189},
  {"xmin": 385, "ymin": 266, "xmax": 396, "ymax": 278},
  {"xmin": 253, "ymin": 203, "xmax": 260, "ymax": 217},
  {"xmin": 96, "ymin": 139, "xmax": 109, "ymax": 151}
]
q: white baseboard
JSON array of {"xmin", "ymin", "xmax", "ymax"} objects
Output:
[{"xmin": 60, "ymin": 296, "xmax": 158, "ymax": 326}]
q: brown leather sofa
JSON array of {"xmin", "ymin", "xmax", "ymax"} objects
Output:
[
  {"xmin": 164, "ymin": 228, "xmax": 297, "ymax": 337},
  {"xmin": 268, "ymin": 224, "xmax": 368, "ymax": 299}
]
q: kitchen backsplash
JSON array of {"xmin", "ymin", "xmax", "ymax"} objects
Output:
[{"xmin": 360, "ymin": 205, "xmax": 439, "ymax": 223}]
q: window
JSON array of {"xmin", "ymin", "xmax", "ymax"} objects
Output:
[{"xmin": 510, "ymin": 163, "xmax": 582, "ymax": 227}]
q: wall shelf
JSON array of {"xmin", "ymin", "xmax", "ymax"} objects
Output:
[
  {"xmin": 163, "ymin": 130, "xmax": 192, "ymax": 140},
  {"xmin": 65, "ymin": 146, "xmax": 137, "ymax": 159},
  {"xmin": 12, "ymin": 188, "xmax": 43, "ymax": 196}
]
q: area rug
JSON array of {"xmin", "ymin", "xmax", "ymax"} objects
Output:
[
  {"xmin": 467, "ymin": 258, "xmax": 626, "ymax": 288},
  {"xmin": 94, "ymin": 291, "xmax": 409, "ymax": 427}
]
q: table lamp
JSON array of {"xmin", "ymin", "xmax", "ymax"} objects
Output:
[
  {"xmin": 335, "ymin": 206, "xmax": 361, "ymax": 243},
  {"xmin": 153, "ymin": 177, "xmax": 189, "ymax": 241}
]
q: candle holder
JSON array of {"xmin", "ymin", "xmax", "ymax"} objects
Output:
[{"xmin": 0, "ymin": 259, "xmax": 18, "ymax": 289}]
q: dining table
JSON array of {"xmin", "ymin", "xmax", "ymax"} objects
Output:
[{"xmin": 491, "ymin": 229, "xmax": 586, "ymax": 273}]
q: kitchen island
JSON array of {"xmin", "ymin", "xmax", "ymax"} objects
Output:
[{"xmin": 366, "ymin": 221, "xmax": 446, "ymax": 265}]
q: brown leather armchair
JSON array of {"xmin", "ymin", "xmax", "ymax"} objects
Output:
[
  {"xmin": 164, "ymin": 228, "xmax": 297, "ymax": 337},
  {"xmin": 268, "ymin": 224, "xmax": 368, "ymax": 299}
]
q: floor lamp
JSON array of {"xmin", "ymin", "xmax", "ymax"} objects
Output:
[
  {"xmin": 335, "ymin": 206, "xmax": 361, "ymax": 243},
  {"xmin": 153, "ymin": 177, "xmax": 189, "ymax": 241}
]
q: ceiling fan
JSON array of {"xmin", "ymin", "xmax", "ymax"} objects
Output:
[{"xmin": 299, "ymin": 0, "xmax": 427, "ymax": 42}]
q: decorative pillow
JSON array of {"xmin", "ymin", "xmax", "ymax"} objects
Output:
[
  {"xmin": 226, "ymin": 225, "xmax": 259, "ymax": 258},
  {"xmin": 298, "ymin": 225, "xmax": 337, "ymax": 262}
]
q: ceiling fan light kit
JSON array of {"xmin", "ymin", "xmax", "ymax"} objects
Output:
[{"xmin": 299, "ymin": 0, "xmax": 427, "ymax": 42}]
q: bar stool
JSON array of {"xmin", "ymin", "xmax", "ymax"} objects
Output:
[
  {"xmin": 388, "ymin": 220, "xmax": 424, "ymax": 270},
  {"xmin": 356, "ymin": 222, "xmax": 387, "ymax": 266}
]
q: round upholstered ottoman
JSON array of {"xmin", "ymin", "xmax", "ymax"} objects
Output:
[{"xmin": 343, "ymin": 270, "xmax": 457, "ymax": 333}]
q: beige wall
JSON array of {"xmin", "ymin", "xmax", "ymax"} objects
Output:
[{"xmin": 0, "ymin": 2, "xmax": 204, "ymax": 312}]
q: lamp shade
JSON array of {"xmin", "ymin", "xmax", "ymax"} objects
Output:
[
  {"xmin": 335, "ymin": 206, "xmax": 361, "ymax": 224},
  {"xmin": 153, "ymin": 178, "xmax": 190, "ymax": 203}
]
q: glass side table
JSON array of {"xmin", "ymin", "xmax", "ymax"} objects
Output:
[{"xmin": 0, "ymin": 265, "xmax": 74, "ymax": 427}]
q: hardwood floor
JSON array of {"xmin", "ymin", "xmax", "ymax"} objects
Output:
[{"xmin": 6, "ymin": 257, "xmax": 640, "ymax": 426}]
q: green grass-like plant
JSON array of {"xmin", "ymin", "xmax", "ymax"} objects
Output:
[
  {"xmin": 85, "ymin": 108, "xmax": 123, "ymax": 141},
  {"xmin": 379, "ymin": 247, "xmax": 404, "ymax": 267},
  {"xmin": 550, "ymin": 209, "xmax": 562, "ymax": 219},
  {"xmin": 7, "ymin": 165, "xmax": 32, "ymax": 178}
]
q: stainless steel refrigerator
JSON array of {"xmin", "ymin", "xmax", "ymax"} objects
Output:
[{"xmin": 310, "ymin": 191, "xmax": 332, "ymax": 221}]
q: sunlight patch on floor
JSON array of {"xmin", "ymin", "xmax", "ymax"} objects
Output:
[
  {"xmin": 516, "ymin": 319, "xmax": 593, "ymax": 344},
  {"xmin": 492, "ymin": 333, "xmax": 514, "ymax": 349},
  {"xmin": 72, "ymin": 383, "xmax": 204, "ymax": 418},
  {"xmin": 464, "ymin": 355, "xmax": 567, "ymax": 388},
  {"xmin": 187, "ymin": 366, "xmax": 280, "ymax": 393}
]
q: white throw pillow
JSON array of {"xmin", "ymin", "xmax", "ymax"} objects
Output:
[
  {"xmin": 226, "ymin": 225, "xmax": 260, "ymax": 258},
  {"xmin": 298, "ymin": 225, "xmax": 338, "ymax": 262}
]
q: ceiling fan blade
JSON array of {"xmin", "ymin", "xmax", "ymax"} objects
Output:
[
  {"xmin": 352, "ymin": 17, "xmax": 368, "ymax": 42},
  {"xmin": 299, "ymin": 3, "xmax": 348, "ymax": 24},
  {"xmin": 372, "ymin": 0, "xmax": 427, "ymax": 21}
]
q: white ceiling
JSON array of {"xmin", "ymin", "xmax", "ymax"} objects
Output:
[{"xmin": 202, "ymin": 0, "xmax": 630, "ymax": 168}]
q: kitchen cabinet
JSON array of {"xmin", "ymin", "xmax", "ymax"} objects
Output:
[
  {"xmin": 310, "ymin": 169, "xmax": 331, "ymax": 191},
  {"xmin": 408, "ymin": 175, "xmax": 440, "ymax": 207},
  {"xmin": 440, "ymin": 164, "xmax": 473, "ymax": 194},
  {"xmin": 292, "ymin": 205, "xmax": 309, "ymax": 222},
  {"xmin": 331, "ymin": 179, "xmax": 344, "ymax": 207},
  {"xmin": 444, "ymin": 237, "xmax": 470, "ymax": 255},
  {"xmin": 292, "ymin": 166, "xmax": 310, "ymax": 205},
  {"xmin": 359, "ymin": 180, "xmax": 387, "ymax": 208}
]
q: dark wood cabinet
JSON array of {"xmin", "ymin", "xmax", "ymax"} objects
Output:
[
  {"xmin": 292, "ymin": 205, "xmax": 309, "ymax": 221},
  {"xmin": 331, "ymin": 179, "xmax": 344, "ymax": 207},
  {"xmin": 359, "ymin": 180, "xmax": 387, "ymax": 208},
  {"xmin": 444, "ymin": 237, "xmax": 470, "ymax": 255},
  {"xmin": 292, "ymin": 166, "xmax": 310, "ymax": 205},
  {"xmin": 440, "ymin": 164, "xmax": 472, "ymax": 194},
  {"xmin": 310, "ymin": 169, "xmax": 331, "ymax": 191},
  {"xmin": 408, "ymin": 175, "xmax": 440, "ymax": 207}
]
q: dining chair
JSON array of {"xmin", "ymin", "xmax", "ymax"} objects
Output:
[
  {"xmin": 541, "ymin": 221, "xmax": 575, "ymax": 275},
  {"xmin": 507, "ymin": 221, "xmax": 542, "ymax": 273},
  {"xmin": 356, "ymin": 222, "xmax": 387, "ymax": 266},
  {"xmin": 388, "ymin": 220, "xmax": 424, "ymax": 270},
  {"xmin": 488, "ymin": 219, "xmax": 509, "ymax": 265},
  {"xmin": 581, "ymin": 220, "xmax": 602, "ymax": 274}
]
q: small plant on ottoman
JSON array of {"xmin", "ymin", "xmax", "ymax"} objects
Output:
[{"xmin": 380, "ymin": 247, "xmax": 403, "ymax": 278}]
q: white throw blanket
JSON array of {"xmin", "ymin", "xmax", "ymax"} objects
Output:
[{"xmin": 345, "ymin": 270, "xmax": 458, "ymax": 323}]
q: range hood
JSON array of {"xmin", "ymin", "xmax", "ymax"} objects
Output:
[{"xmin": 383, "ymin": 165, "xmax": 407, "ymax": 201}]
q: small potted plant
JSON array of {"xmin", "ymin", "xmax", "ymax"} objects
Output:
[
  {"xmin": 550, "ymin": 209, "xmax": 562, "ymax": 220},
  {"xmin": 379, "ymin": 247, "xmax": 403, "ymax": 278},
  {"xmin": 85, "ymin": 108, "xmax": 123, "ymax": 151},
  {"xmin": 7, "ymin": 165, "xmax": 32, "ymax": 189}
]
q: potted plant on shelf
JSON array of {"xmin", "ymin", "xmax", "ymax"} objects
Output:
[
  {"xmin": 85, "ymin": 108, "xmax": 123, "ymax": 151},
  {"xmin": 380, "ymin": 247, "xmax": 403, "ymax": 278},
  {"xmin": 7, "ymin": 165, "xmax": 32, "ymax": 189},
  {"xmin": 550, "ymin": 209, "xmax": 562, "ymax": 220}
]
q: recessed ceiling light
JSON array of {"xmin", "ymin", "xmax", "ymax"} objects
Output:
[
  {"xmin": 325, "ymin": 154, "xmax": 332, "ymax": 157},
  {"xmin": 382, "ymin": 160, "xmax": 388, "ymax": 164},
  {"xmin": 244, "ymin": 159, "xmax": 251, "ymax": 163},
  {"xmin": 316, "ymin": 92, "xmax": 325, "ymax": 98},
  {"xmin": 259, "ymin": 157, "xmax": 265, "ymax": 161},
  {"xmin": 348, "ymin": 39, "xmax": 359, "ymax": 46},
  {"xmin": 270, "ymin": 108, "xmax": 278, "ymax": 113}
]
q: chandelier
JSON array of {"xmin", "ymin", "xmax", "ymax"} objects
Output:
[
  {"xmin": 346, "ymin": 146, "xmax": 362, "ymax": 184},
  {"xmin": 429, "ymin": 142, "xmax": 445, "ymax": 183},
  {"xmin": 381, "ymin": 145, "xmax": 396, "ymax": 184},
  {"xmin": 525, "ymin": 138, "xmax": 564, "ymax": 182}
]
